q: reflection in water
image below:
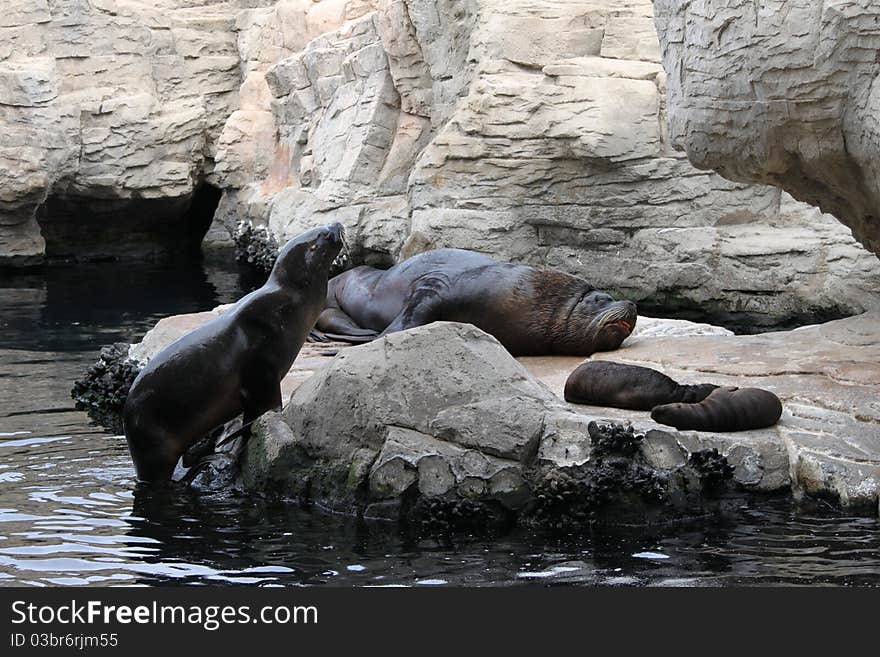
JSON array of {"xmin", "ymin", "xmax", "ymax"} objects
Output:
[
  {"xmin": 1, "ymin": 259, "xmax": 879, "ymax": 587},
  {"xmin": 0, "ymin": 258, "xmax": 262, "ymax": 352}
]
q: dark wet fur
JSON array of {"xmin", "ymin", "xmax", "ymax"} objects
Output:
[
  {"xmin": 565, "ymin": 361, "xmax": 782, "ymax": 432},
  {"xmin": 123, "ymin": 223, "xmax": 345, "ymax": 483},
  {"xmin": 651, "ymin": 386, "xmax": 783, "ymax": 432},
  {"xmin": 315, "ymin": 249, "xmax": 637, "ymax": 356},
  {"xmin": 564, "ymin": 361, "xmax": 717, "ymax": 410}
]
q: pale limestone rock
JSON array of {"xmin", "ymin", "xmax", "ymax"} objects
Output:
[
  {"xmin": 654, "ymin": 0, "xmax": 880, "ymax": 257},
  {"xmin": 0, "ymin": 0, "xmax": 244, "ymax": 264},
  {"xmin": 0, "ymin": 58, "xmax": 57, "ymax": 106},
  {"xmin": 212, "ymin": 0, "xmax": 880, "ymax": 330},
  {"xmin": 5, "ymin": 0, "xmax": 879, "ymax": 334}
]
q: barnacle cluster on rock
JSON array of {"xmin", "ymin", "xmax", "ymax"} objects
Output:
[
  {"xmin": 71, "ymin": 342, "xmax": 141, "ymax": 433},
  {"xmin": 688, "ymin": 448, "xmax": 735, "ymax": 494},
  {"xmin": 233, "ymin": 221, "xmax": 279, "ymax": 273},
  {"xmin": 528, "ymin": 422, "xmax": 668, "ymax": 528},
  {"xmin": 530, "ymin": 469, "xmax": 589, "ymax": 527},
  {"xmin": 407, "ymin": 496, "xmax": 505, "ymax": 534},
  {"xmin": 587, "ymin": 421, "xmax": 644, "ymax": 456}
]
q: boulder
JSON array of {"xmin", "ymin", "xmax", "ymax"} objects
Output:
[
  {"xmin": 242, "ymin": 322, "xmax": 559, "ymax": 515},
  {"xmin": 239, "ymin": 322, "xmax": 798, "ymax": 522}
]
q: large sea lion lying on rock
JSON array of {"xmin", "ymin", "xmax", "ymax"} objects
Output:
[
  {"xmin": 565, "ymin": 361, "xmax": 782, "ymax": 432},
  {"xmin": 314, "ymin": 248, "xmax": 638, "ymax": 357},
  {"xmin": 123, "ymin": 223, "xmax": 345, "ymax": 483}
]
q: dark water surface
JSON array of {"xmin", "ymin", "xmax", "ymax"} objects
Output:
[{"xmin": 1, "ymin": 260, "xmax": 878, "ymax": 587}]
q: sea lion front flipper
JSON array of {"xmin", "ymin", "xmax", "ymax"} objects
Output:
[
  {"xmin": 240, "ymin": 378, "xmax": 283, "ymax": 418},
  {"xmin": 308, "ymin": 328, "xmax": 331, "ymax": 342},
  {"xmin": 182, "ymin": 429, "xmax": 221, "ymax": 467},
  {"xmin": 380, "ymin": 282, "xmax": 445, "ymax": 335}
]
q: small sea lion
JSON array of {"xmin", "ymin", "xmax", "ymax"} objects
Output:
[
  {"xmin": 564, "ymin": 361, "xmax": 783, "ymax": 432},
  {"xmin": 314, "ymin": 248, "xmax": 637, "ymax": 357},
  {"xmin": 564, "ymin": 361, "xmax": 718, "ymax": 410},
  {"xmin": 650, "ymin": 386, "xmax": 783, "ymax": 432},
  {"xmin": 123, "ymin": 223, "xmax": 345, "ymax": 483}
]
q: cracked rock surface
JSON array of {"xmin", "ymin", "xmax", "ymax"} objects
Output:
[
  {"xmin": 525, "ymin": 312, "xmax": 880, "ymax": 511},
  {"xmin": 7, "ymin": 1, "xmax": 876, "ymax": 329},
  {"xmin": 214, "ymin": 0, "xmax": 880, "ymax": 329},
  {"xmin": 0, "ymin": 0, "xmax": 246, "ymax": 263}
]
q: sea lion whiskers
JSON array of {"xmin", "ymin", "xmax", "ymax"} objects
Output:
[
  {"xmin": 331, "ymin": 225, "xmax": 350, "ymax": 269},
  {"xmin": 595, "ymin": 303, "xmax": 635, "ymax": 331}
]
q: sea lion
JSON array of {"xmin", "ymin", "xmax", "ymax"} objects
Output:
[
  {"xmin": 563, "ymin": 361, "xmax": 783, "ymax": 432},
  {"xmin": 314, "ymin": 248, "xmax": 638, "ymax": 357},
  {"xmin": 650, "ymin": 387, "xmax": 783, "ymax": 432},
  {"xmin": 564, "ymin": 361, "xmax": 718, "ymax": 410},
  {"xmin": 123, "ymin": 223, "xmax": 345, "ymax": 483}
]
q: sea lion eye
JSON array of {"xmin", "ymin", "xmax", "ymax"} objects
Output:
[{"xmin": 310, "ymin": 244, "xmax": 317, "ymax": 251}]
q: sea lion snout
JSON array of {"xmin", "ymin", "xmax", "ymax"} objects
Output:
[
  {"xmin": 310, "ymin": 223, "xmax": 346, "ymax": 265},
  {"xmin": 588, "ymin": 299, "xmax": 638, "ymax": 352},
  {"xmin": 614, "ymin": 300, "xmax": 638, "ymax": 330},
  {"xmin": 322, "ymin": 222, "xmax": 344, "ymax": 244}
]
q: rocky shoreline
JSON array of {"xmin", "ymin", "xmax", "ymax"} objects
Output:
[
  {"xmin": 4, "ymin": 1, "xmax": 879, "ymax": 332},
  {"xmin": 75, "ymin": 310, "xmax": 880, "ymax": 522}
]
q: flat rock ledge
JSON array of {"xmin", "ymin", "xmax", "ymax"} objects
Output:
[{"xmin": 236, "ymin": 319, "xmax": 880, "ymax": 522}]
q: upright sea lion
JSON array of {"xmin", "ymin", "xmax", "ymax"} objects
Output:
[
  {"xmin": 564, "ymin": 361, "xmax": 718, "ymax": 409},
  {"xmin": 314, "ymin": 248, "xmax": 638, "ymax": 357},
  {"xmin": 651, "ymin": 387, "xmax": 783, "ymax": 432},
  {"xmin": 123, "ymin": 223, "xmax": 345, "ymax": 483}
]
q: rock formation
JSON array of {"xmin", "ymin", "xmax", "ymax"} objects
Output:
[
  {"xmin": 3, "ymin": 1, "xmax": 879, "ymax": 327},
  {"xmin": 239, "ymin": 322, "xmax": 751, "ymax": 523},
  {"xmin": 118, "ymin": 310, "xmax": 880, "ymax": 517},
  {"xmin": 241, "ymin": 318, "xmax": 880, "ymax": 517},
  {"xmin": 0, "ymin": 0, "xmax": 247, "ymax": 262},
  {"xmin": 654, "ymin": 0, "xmax": 880, "ymax": 258},
  {"xmin": 212, "ymin": 0, "xmax": 880, "ymax": 329}
]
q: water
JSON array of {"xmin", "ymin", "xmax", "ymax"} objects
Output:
[{"xmin": 1, "ymin": 259, "xmax": 879, "ymax": 587}]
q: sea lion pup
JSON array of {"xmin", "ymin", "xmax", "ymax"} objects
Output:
[
  {"xmin": 123, "ymin": 223, "xmax": 345, "ymax": 483},
  {"xmin": 314, "ymin": 248, "xmax": 638, "ymax": 357},
  {"xmin": 564, "ymin": 361, "xmax": 718, "ymax": 409},
  {"xmin": 651, "ymin": 387, "xmax": 783, "ymax": 432}
]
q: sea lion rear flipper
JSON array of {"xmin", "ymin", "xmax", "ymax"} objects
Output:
[
  {"xmin": 182, "ymin": 430, "xmax": 220, "ymax": 467},
  {"xmin": 308, "ymin": 328, "xmax": 331, "ymax": 342},
  {"xmin": 314, "ymin": 308, "xmax": 380, "ymax": 343},
  {"xmin": 317, "ymin": 331, "xmax": 378, "ymax": 344}
]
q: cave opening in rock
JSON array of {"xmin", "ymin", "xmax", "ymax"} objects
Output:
[
  {"xmin": 635, "ymin": 298, "xmax": 853, "ymax": 335},
  {"xmin": 35, "ymin": 183, "xmax": 223, "ymax": 263}
]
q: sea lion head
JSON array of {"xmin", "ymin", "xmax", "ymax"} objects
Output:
[
  {"xmin": 649, "ymin": 401, "xmax": 684, "ymax": 427},
  {"xmin": 574, "ymin": 292, "xmax": 638, "ymax": 354},
  {"xmin": 271, "ymin": 222, "xmax": 346, "ymax": 285}
]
